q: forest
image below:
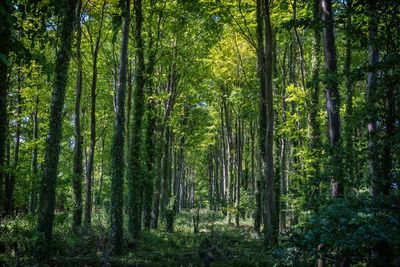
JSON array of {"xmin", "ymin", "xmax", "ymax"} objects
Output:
[{"xmin": 0, "ymin": 0, "xmax": 399, "ymax": 266}]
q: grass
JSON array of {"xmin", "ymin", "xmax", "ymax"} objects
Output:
[{"xmin": 0, "ymin": 209, "xmax": 279, "ymax": 266}]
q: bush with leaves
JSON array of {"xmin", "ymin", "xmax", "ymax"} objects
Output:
[{"xmin": 292, "ymin": 195, "xmax": 400, "ymax": 265}]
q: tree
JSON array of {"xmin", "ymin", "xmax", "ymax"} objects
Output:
[
  {"xmin": 256, "ymin": 0, "xmax": 278, "ymax": 245},
  {"xmin": 84, "ymin": 0, "xmax": 107, "ymax": 225},
  {"xmin": 37, "ymin": 0, "xmax": 77, "ymax": 241},
  {"xmin": 308, "ymin": 0, "xmax": 322, "ymax": 193},
  {"xmin": 110, "ymin": 0, "xmax": 131, "ymax": 253},
  {"xmin": 72, "ymin": 0, "xmax": 83, "ymax": 230},
  {"xmin": 5, "ymin": 76, "xmax": 22, "ymax": 215},
  {"xmin": 127, "ymin": 0, "xmax": 146, "ymax": 239},
  {"xmin": 366, "ymin": 0, "xmax": 381, "ymax": 197},
  {"xmin": 320, "ymin": 0, "xmax": 342, "ymax": 197},
  {"xmin": 0, "ymin": 0, "xmax": 12, "ymax": 215}
]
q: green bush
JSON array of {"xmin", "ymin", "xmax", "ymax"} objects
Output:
[{"xmin": 293, "ymin": 195, "xmax": 400, "ymax": 265}]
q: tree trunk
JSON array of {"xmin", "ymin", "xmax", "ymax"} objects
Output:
[
  {"xmin": 95, "ymin": 138, "xmax": 105, "ymax": 208},
  {"xmin": 143, "ymin": 104, "xmax": 156, "ymax": 229},
  {"xmin": 264, "ymin": 3, "xmax": 277, "ymax": 245},
  {"xmin": 222, "ymin": 87, "xmax": 234, "ymax": 219},
  {"xmin": 29, "ymin": 94, "xmax": 39, "ymax": 215},
  {"xmin": 321, "ymin": 0, "xmax": 342, "ymax": 197},
  {"xmin": 72, "ymin": 0, "xmax": 83, "ymax": 229},
  {"xmin": 309, "ymin": 0, "xmax": 322, "ymax": 193},
  {"xmin": 127, "ymin": 0, "xmax": 146, "ymax": 239},
  {"xmin": 151, "ymin": 143, "xmax": 163, "ymax": 229},
  {"xmin": 255, "ymin": 0, "xmax": 265, "ymax": 234},
  {"xmin": 0, "ymin": 0, "xmax": 12, "ymax": 215},
  {"xmin": 5, "ymin": 81, "xmax": 22, "ymax": 216},
  {"xmin": 37, "ymin": 0, "xmax": 77, "ymax": 241},
  {"xmin": 176, "ymin": 135, "xmax": 185, "ymax": 213},
  {"xmin": 142, "ymin": 37, "xmax": 157, "ymax": 228},
  {"xmin": 235, "ymin": 117, "xmax": 242, "ymax": 227},
  {"xmin": 367, "ymin": 0, "xmax": 382, "ymax": 197},
  {"xmin": 343, "ymin": 0, "xmax": 354, "ymax": 185},
  {"xmin": 220, "ymin": 105, "xmax": 227, "ymax": 205},
  {"xmin": 84, "ymin": 0, "xmax": 106, "ymax": 225},
  {"xmin": 292, "ymin": 0, "xmax": 306, "ymax": 89},
  {"xmin": 110, "ymin": 0, "xmax": 130, "ymax": 253}
]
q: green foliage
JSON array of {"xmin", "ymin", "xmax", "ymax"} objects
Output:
[{"xmin": 293, "ymin": 196, "xmax": 400, "ymax": 265}]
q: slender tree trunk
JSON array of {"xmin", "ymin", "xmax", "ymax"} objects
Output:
[
  {"xmin": 258, "ymin": 0, "xmax": 278, "ymax": 246},
  {"xmin": 127, "ymin": 0, "xmax": 146, "ymax": 239},
  {"xmin": 367, "ymin": 0, "xmax": 381, "ymax": 197},
  {"xmin": 142, "ymin": 51, "xmax": 157, "ymax": 228},
  {"xmin": 125, "ymin": 63, "xmax": 133, "ymax": 162},
  {"xmin": 222, "ymin": 88, "xmax": 234, "ymax": 217},
  {"xmin": 309, "ymin": 0, "xmax": 322, "ymax": 193},
  {"xmin": 176, "ymin": 135, "xmax": 185, "ymax": 213},
  {"xmin": 29, "ymin": 94, "xmax": 39, "ymax": 214},
  {"xmin": 220, "ymin": 105, "xmax": 227, "ymax": 204},
  {"xmin": 151, "ymin": 143, "xmax": 162, "ymax": 229},
  {"xmin": 343, "ymin": 0, "xmax": 354, "ymax": 184},
  {"xmin": 5, "ymin": 82, "xmax": 22, "ymax": 216},
  {"xmin": 110, "ymin": 0, "xmax": 130, "ymax": 253},
  {"xmin": 279, "ymin": 46, "xmax": 288, "ymax": 229},
  {"xmin": 96, "ymin": 138, "xmax": 105, "ymax": 207},
  {"xmin": 213, "ymin": 146, "xmax": 220, "ymax": 210},
  {"xmin": 84, "ymin": 0, "xmax": 106, "ymax": 225},
  {"xmin": 0, "ymin": 0, "xmax": 12, "ymax": 215},
  {"xmin": 235, "ymin": 117, "xmax": 242, "ymax": 227},
  {"xmin": 143, "ymin": 105, "xmax": 156, "ymax": 228},
  {"xmin": 72, "ymin": 0, "xmax": 83, "ymax": 229},
  {"xmin": 321, "ymin": 0, "xmax": 342, "ymax": 197},
  {"xmin": 382, "ymin": 81, "xmax": 395, "ymax": 195},
  {"xmin": 255, "ymin": 0, "xmax": 266, "ymax": 234},
  {"xmin": 37, "ymin": 0, "xmax": 77, "ymax": 241},
  {"xmin": 292, "ymin": 0, "xmax": 306, "ymax": 89},
  {"xmin": 250, "ymin": 121, "xmax": 255, "ymax": 195}
]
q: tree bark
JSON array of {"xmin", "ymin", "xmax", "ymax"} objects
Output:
[
  {"xmin": 321, "ymin": 0, "xmax": 342, "ymax": 197},
  {"xmin": 263, "ymin": 0, "xmax": 277, "ymax": 246},
  {"xmin": 343, "ymin": 0, "xmax": 354, "ymax": 185},
  {"xmin": 235, "ymin": 117, "xmax": 242, "ymax": 227},
  {"xmin": 72, "ymin": 0, "xmax": 83, "ymax": 229},
  {"xmin": 367, "ymin": 0, "xmax": 382, "ymax": 197},
  {"xmin": 5, "ymin": 81, "xmax": 22, "ymax": 216},
  {"xmin": 309, "ymin": 0, "xmax": 322, "ymax": 192},
  {"xmin": 0, "ymin": 0, "xmax": 12, "ymax": 215},
  {"xmin": 29, "ymin": 94, "xmax": 39, "ymax": 215},
  {"xmin": 110, "ymin": 0, "xmax": 130, "ymax": 253},
  {"xmin": 37, "ymin": 0, "xmax": 77, "ymax": 241},
  {"xmin": 84, "ymin": 0, "xmax": 106, "ymax": 225},
  {"xmin": 127, "ymin": 0, "xmax": 146, "ymax": 239}
]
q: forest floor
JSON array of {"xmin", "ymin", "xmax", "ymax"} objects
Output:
[{"xmin": 0, "ymin": 209, "xmax": 283, "ymax": 266}]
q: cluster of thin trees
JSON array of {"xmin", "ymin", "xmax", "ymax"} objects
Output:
[{"xmin": 0, "ymin": 0, "xmax": 399, "ymax": 257}]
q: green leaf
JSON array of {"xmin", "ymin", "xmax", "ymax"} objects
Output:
[{"xmin": 0, "ymin": 53, "xmax": 9, "ymax": 65}]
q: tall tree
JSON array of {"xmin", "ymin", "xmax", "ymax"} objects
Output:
[
  {"xmin": 343, "ymin": 0, "xmax": 354, "ymax": 184},
  {"xmin": 127, "ymin": 0, "xmax": 146, "ymax": 239},
  {"xmin": 5, "ymin": 81, "xmax": 22, "ymax": 215},
  {"xmin": 84, "ymin": 0, "xmax": 107, "ymax": 225},
  {"xmin": 263, "ymin": 0, "xmax": 277, "ymax": 246},
  {"xmin": 0, "ymin": 0, "xmax": 12, "ymax": 215},
  {"xmin": 110, "ymin": 0, "xmax": 131, "ymax": 253},
  {"xmin": 29, "ymin": 94, "xmax": 39, "ymax": 214},
  {"xmin": 72, "ymin": 0, "xmax": 83, "ymax": 229},
  {"xmin": 309, "ymin": 0, "xmax": 322, "ymax": 192},
  {"xmin": 254, "ymin": 0, "xmax": 265, "ymax": 233},
  {"xmin": 37, "ymin": 0, "xmax": 77, "ymax": 241},
  {"xmin": 320, "ymin": 0, "xmax": 342, "ymax": 197},
  {"xmin": 5, "ymin": 79, "xmax": 23, "ymax": 215},
  {"xmin": 366, "ymin": 0, "xmax": 381, "ymax": 197},
  {"xmin": 256, "ymin": 0, "xmax": 278, "ymax": 245}
]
